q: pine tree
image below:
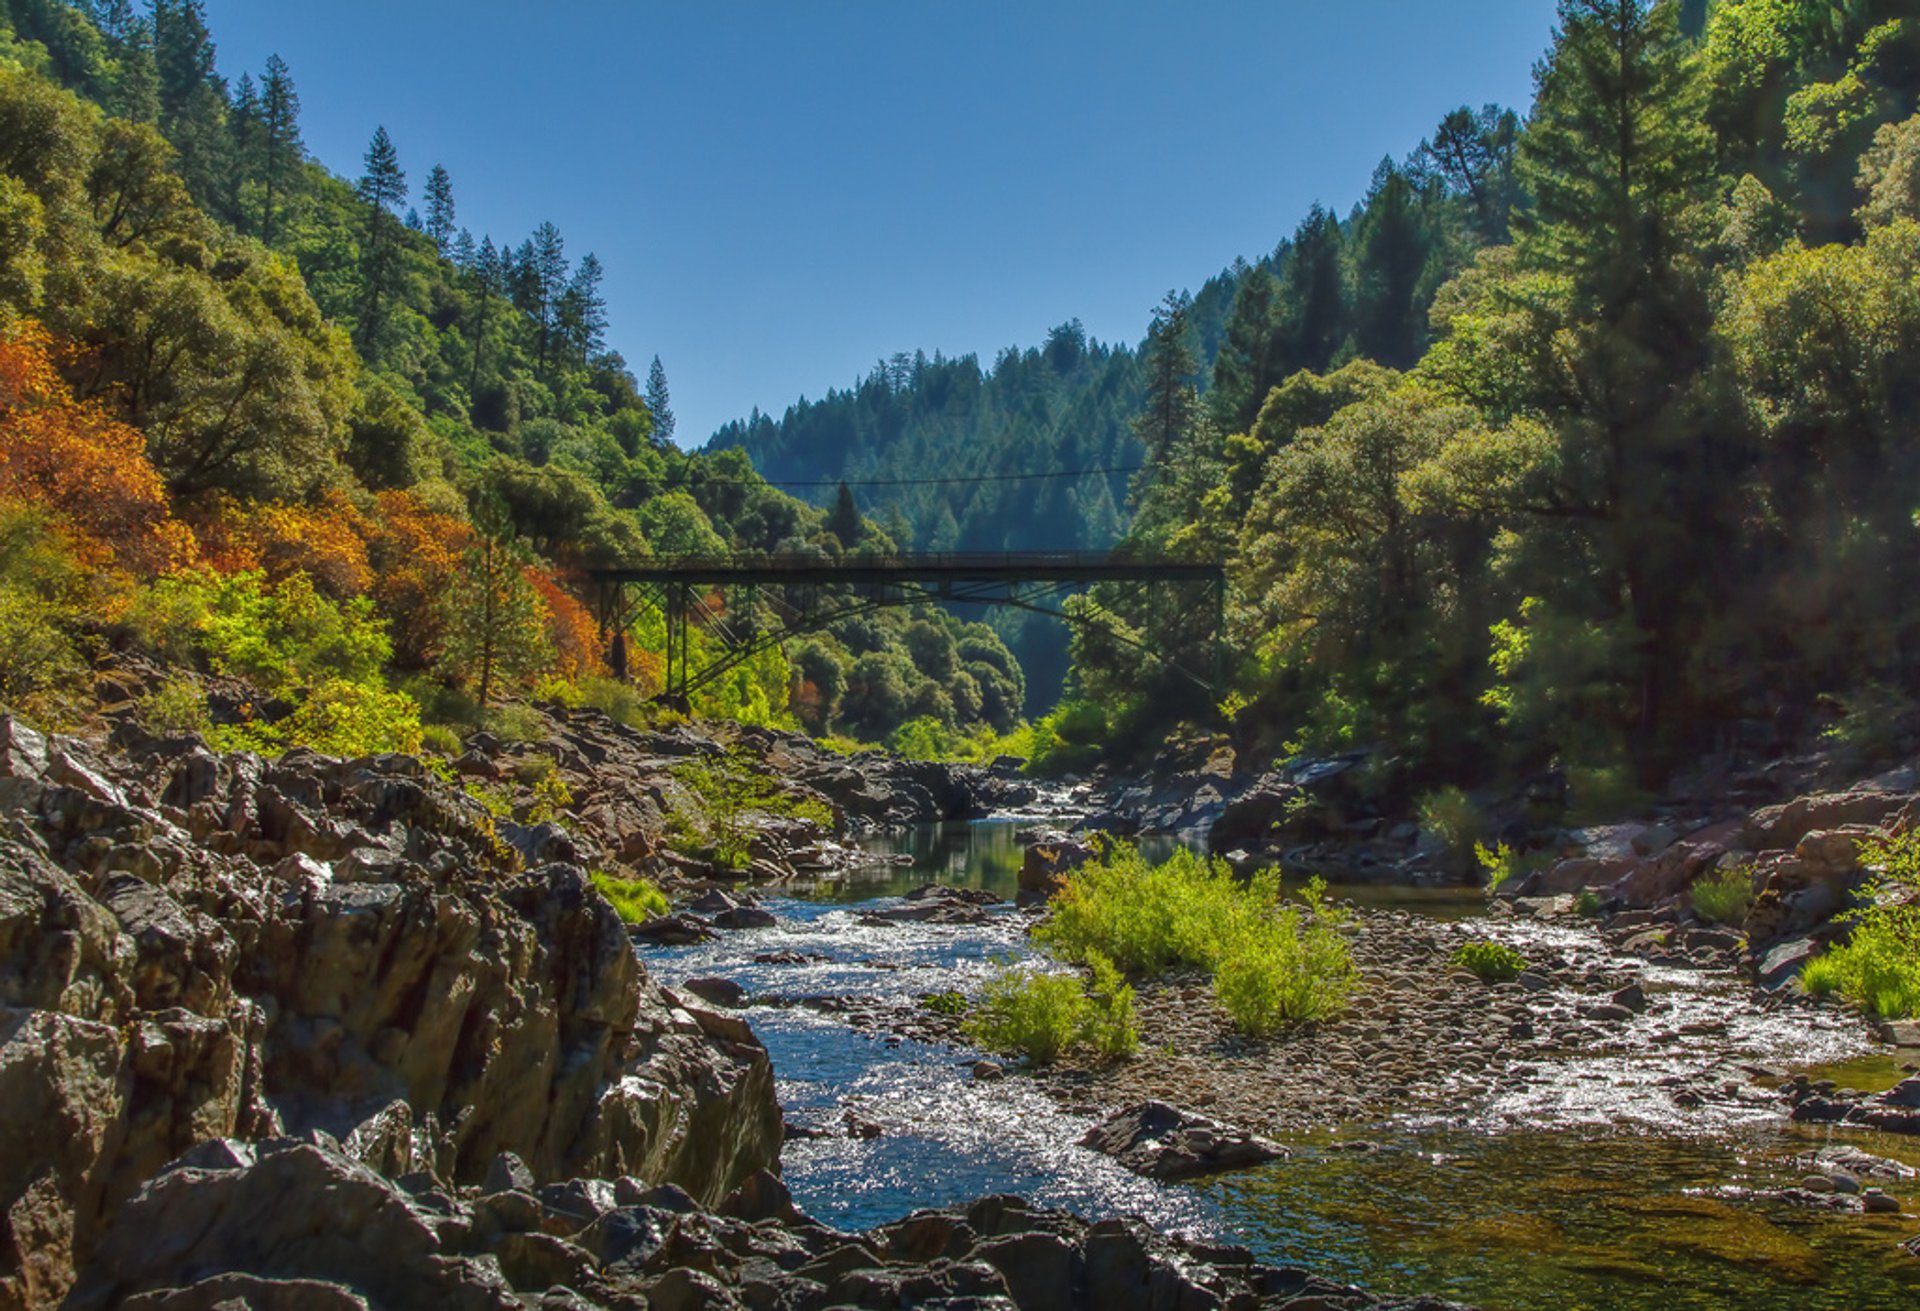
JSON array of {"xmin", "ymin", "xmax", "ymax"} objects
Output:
[
  {"xmin": 826, "ymin": 482, "xmax": 863, "ymax": 548},
  {"xmin": 107, "ymin": 15, "xmax": 160, "ymax": 123},
  {"xmin": 1514, "ymin": 0, "xmax": 1719, "ymax": 750},
  {"xmin": 225, "ymin": 70, "xmax": 261, "ymax": 229},
  {"xmin": 529, "ymin": 221, "xmax": 568, "ymax": 374},
  {"xmin": 423, "ymin": 163, "xmax": 455, "ymax": 253},
  {"xmin": 1350, "ymin": 160, "xmax": 1432, "ymax": 368},
  {"xmin": 151, "ymin": 0, "xmax": 224, "ymax": 200},
  {"xmin": 435, "ymin": 500, "xmax": 551, "ymax": 709},
  {"xmin": 356, "ymin": 125, "xmax": 408, "ymax": 354},
  {"xmin": 467, "ymin": 235, "xmax": 502, "ymax": 397},
  {"xmin": 259, "ymin": 53, "xmax": 301, "ymax": 246},
  {"xmin": 557, "ymin": 251, "xmax": 607, "ymax": 366},
  {"xmin": 646, "ymin": 356, "xmax": 676, "ymax": 447},
  {"xmin": 1131, "ymin": 290, "xmax": 1197, "ymax": 473},
  {"xmin": 1280, "ymin": 204, "xmax": 1347, "ymax": 374},
  {"xmin": 1207, "ymin": 264, "xmax": 1281, "ymax": 433},
  {"xmin": 1414, "ymin": 104, "xmax": 1520, "ymax": 242}
]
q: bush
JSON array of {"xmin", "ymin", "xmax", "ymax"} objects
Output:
[
  {"xmin": 669, "ymin": 748, "xmax": 834, "ymax": 871},
  {"xmin": 129, "ymin": 570, "xmax": 389, "ymax": 695},
  {"xmin": 1417, "ymin": 785, "xmax": 1486, "ymax": 864},
  {"xmin": 138, "ymin": 675, "xmax": 211, "ymax": 737},
  {"xmin": 1034, "ymin": 842, "xmax": 1356, "ymax": 1034},
  {"xmin": 481, "ymin": 702, "xmax": 546, "ymax": 744},
  {"xmin": 210, "ymin": 679, "xmax": 425, "ymax": 759},
  {"xmin": 589, "ymin": 870, "xmax": 669, "ymax": 924},
  {"xmin": 0, "ymin": 584, "xmax": 85, "ymax": 714},
  {"xmin": 921, "ymin": 990, "xmax": 967, "ymax": 1017},
  {"xmin": 1474, "ymin": 841, "xmax": 1552, "ymax": 895},
  {"xmin": 961, "ymin": 954, "xmax": 1137, "ymax": 1065},
  {"xmin": 1212, "ymin": 882, "xmax": 1357, "ymax": 1032},
  {"xmin": 1690, "ymin": 863, "xmax": 1755, "ymax": 926},
  {"xmin": 1800, "ymin": 833, "xmax": 1920, "ymax": 1018},
  {"xmin": 1453, "ymin": 939, "xmax": 1526, "ymax": 982},
  {"xmin": 576, "ymin": 674, "xmax": 648, "ymax": 728},
  {"xmin": 420, "ymin": 723, "xmax": 462, "ymax": 756}
]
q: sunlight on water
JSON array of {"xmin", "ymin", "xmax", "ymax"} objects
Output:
[{"xmin": 640, "ymin": 819, "xmax": 1919, "ymax": 1311}]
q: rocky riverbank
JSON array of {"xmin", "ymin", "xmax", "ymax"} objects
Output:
[{"xmin": 0, "ymin": 695, "xmax": 1481, "ymax": 1310}]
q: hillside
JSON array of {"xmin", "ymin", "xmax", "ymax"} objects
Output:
[{"xmin": 0, "ymin": 0, "xmax": 1029, "ymax": 752}]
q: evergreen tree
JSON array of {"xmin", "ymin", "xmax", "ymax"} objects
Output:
[
  {"xmin": 646, "ymin": 355, "xmax": 676, "ymax": 447},
  {"xmin": 1414, "ymin": 104, "xmax": 1520, "ymax": 242},
  {"xmin": 467, "ymin": 234, "xmax": 502, "ymax": 397},
  {"xmin": 1515, "ymin": 0, "xmax": 1719, "ymax": 751},
  {"xmin": 826, "ymin": 481, "xmax": 863, "ymax": 548},
  {"xmin": 423, "ymin": 163, "xmax": 455, "ymax": 253},
  {"xmin": 435, "ymin": 499, "xmax": 551, "ymax": 709},
  {"xmin": 1280, "ymin": 204, "xmax": 1347, "ymax": 373},
  {"xmin": 150, "ymin": 0, "xmax": 223, "ymax": 199},
  {"xmin": 107, "ymin": 14, "xmax": 160, "ymax": 123},
  {"xmin": 258, "ymin": 53, "xmax": 300, "ymax": 246},
  {"xmin": 1131, "ymin": 289, "xmax": 1197, "ymax": 473},
  {"xmin": 355, "ymin": 124, "xmax": 408, "ymax": 354},
  {"xmin": 1350, "ymin": 160, "xmax": 1432, "ymax": 368},
  {"xmin": 224, "ymin": 70, "xmax": 260, "ymax": 229},
  {"xmin": 557, "ymin": 251, "xmax": 607, "ymax": 366},
  {"xmin": 529, "ymin": 220, "xmax": 568, "ymax": 373},
  {"xmin": 1207, "ymin": 263, "xmax": 1282, "ymax": 433}
]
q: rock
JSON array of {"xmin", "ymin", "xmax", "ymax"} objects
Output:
[
  {"xmin": 1017, "ymin": 833, "xmax": 1097, "ymax": 907},
  {"xmin": 1757, "ymin": 936, "xmax": 1821, "ymax": 988},
  {"xmin": 1862, "ymin": 1189, "xmax": 1901, "ymax": 1214},
  {"xmin": 1883, "ymin": 1077, "xmax": 1920, "ymax": 1109},
  {"xmin": 971, "ymin": 1061, "xmax": 1004, "ymax": 1082},
  {"xmin": 711, "ymin": 905, "xmax": 777, "ymax": 930},
  {"xmin": 121, "ymin": 1273, "xmax": 373, "ymax": 1309},
  {"xmin": 1743, "ymin": 791, "xmax": 1908, "ymax": 854},
  {"xmin": 683, "ymin": 977, "xmax": 749, "ymax": 1009},
  {"xmin": 1610, "ymin": 983, "xmax": 1647, "ymax": 1012},
  {"xmin": 1078, "ymin": 1101, "xmax": 1287, "ymax": 1180},
  {"xmin": 483, "ymin": 1152, "xmax": 535, "ymax": 1196},
  {"xmin": 1800, "ymin": 1174, "xmax": 1836, "ymax": 1193},
  {"xmin": 1631, "ymin": 824, "xmax": 1679, "ymax": 858}
]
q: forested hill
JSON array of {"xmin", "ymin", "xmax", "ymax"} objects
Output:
[{"xmin": 708, "ymin": 106, "xmax": 1519, "ymax": 555}]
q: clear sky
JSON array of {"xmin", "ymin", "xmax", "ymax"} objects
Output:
[{"xmin": 200, "ymin": 1, "xmax": 1559, "ymax": 448}]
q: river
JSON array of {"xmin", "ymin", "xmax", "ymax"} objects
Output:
[{"xmin": 641, "ymin": 819, "xmax": 1920, "ymax": 1311}]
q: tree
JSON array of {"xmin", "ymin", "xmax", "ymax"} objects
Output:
[
  {"xmin": 422, "ymin": 162, "xmax": 455, "ymax": 253},
  {"xmin": 224, "ymin": 70, "xmax": 259, "ymax": 228},
  {"xmin": 1513, "ymin": 0, "xmax": 1720, "ymax": 756},
  {"xmin": 258, "ymin": 53, "xmax": 299, "ymax": 246},
  {"xmin": 1350, "ymin": 160, "xmax": 1434, "ymax": 368},
  {"xmin": 1131, "ymin": 289, "xmax": 1197, "ymax": 472},
  {"xmin": 466, "ymin": 234, "xmax": 501, "ymax": 396},
  {"xmin": 150, "ymin": 0, "xmax": 223, "ymax": 201},
  {"xmin": 556, "ymin": 250, "xmax": 607, "ymax": 366},
  {"xmin": 645, "ymin": 355, "xmax": 676, "ymax": 446},
  {"xmin": 1413, "ymin": 104, "xmax": 1520, "ymax": 241},
  {"xmin": 825, "ymin": 481, "xmax": 863, "ymax": 547},
  {"xmin": 1279, "ymin": 204, "xmax": 1347, "ymax": 373},
  {"xmin": 529, "ymin": 220, "xmax": 568, "ymax": 373},
  {"xmin": 1207, "ymin": 264, "xmax": 1281, "ymax": 433},
  {"xmin": 355, "ymin": 124, "xmax": 408, "ymax": 353},
  {"xmin": 435, "ymin": 498, "xmax": 552, "ymax": 708}
]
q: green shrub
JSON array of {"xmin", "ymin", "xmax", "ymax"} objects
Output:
[
  {"xmin": 963, "ymin": 967, "xmax": 1089, "ymax": 1065},
  {"xmin": 920, "ymin": 990, "xmax": 967, "ymax": 1017},
  {"xmin": 1034, "ymin": 842, "xmax": 1356, "ymax": 1034},
  {"xmin": 130, "ymin": 570, "xmax": 389, "ymax": 694},
  {"xmin": 962, "ymin": 954, "xmax": 1137, "ymax": 1065},
  {"xmin": 576, "ymin": 674, "xmax": 647, "ymax": 728},
  {"xmin": 1212, "ymin": 882, "xmax": 1358, "ymax": 1032},
  {"xmin": 1474, "ymin": 841, "xmax": 1552, "ymax": 895},
  {"xmin": 420, "ymin": 723, "xmax": 463, "ymax": 756},
  {"xmin": 669, "ymin": 748, "xmax": 834, "ymax": 871},
  {"xmin": 481, "ymin": 702, "xmax": 546, "ymax": 744},
  {"xmin": 138, "ymin": 676, "xmax": 212, "ymax": 737},
  {"xmin": 514, "ymin": 753, "xmax": 558, "ymax": 786},
  {"xmin": 1575, "ymin": 888, "xmax": 1603, "ymax": 918},
  {"xmin": 589, "ymin": 870, "xmax": 670, "ymax": 924},
  {"xmin": 1799, "ymin": 832, "xmax": 1920, "ymax": 1018},
  {"xmin": 1025, "ymin": 700, "xmax": 1110, "ymax": 776},
  {"xmin": 209, "ymin": 679, "xmax": 425, "ymax": 758},
  {"xmin": 0, "ymin": 585, "xmax": 86, "ymax": 715},
  {"xmin": 1453, "ymin": 939, "xmax": 1527, "ymax": 982},
  {"xmin": 527, "ymin": 772, "xmax": 573, "ymax": 824},
  {"xmin": 1690, "ymin": 863, "xmax": 1755, "ymax": 926},
  {"xmin": 1417, "ymin": 785, "xmax": 1486, "ymax": 862}
]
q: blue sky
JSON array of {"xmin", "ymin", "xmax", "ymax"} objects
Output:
[{"xmin": 201, "ymin": 1, "xmax": 1559, "ymax": 447}]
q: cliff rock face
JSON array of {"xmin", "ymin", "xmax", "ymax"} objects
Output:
[{"xmin": 0, "ymin": 719, "xmax": 780, "ymax": 1310}]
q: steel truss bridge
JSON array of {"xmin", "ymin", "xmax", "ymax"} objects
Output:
[{"xmin": 585, "ymin": 552, "xmax": 1227, "ymax": 703}]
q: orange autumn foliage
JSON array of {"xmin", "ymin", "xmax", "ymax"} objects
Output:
[
  {"xmin": 368, "ymin": 491, "xmax": 472, "ymax": 669},
  {"xmin": 529, "ymin": 568, "xmax": 605, "ymax": 681},
  {"xmin": 0, "ymin": 321, "xmax": 194, "ymax": 576},
  {"xmin": 189, "ymin": 492, "xmax": 375, "ymax": 600}
]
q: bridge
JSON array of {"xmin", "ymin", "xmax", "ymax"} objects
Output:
[{"xmin": 585, "ymin": 551, "xmax": 1226, "ymax": 702}]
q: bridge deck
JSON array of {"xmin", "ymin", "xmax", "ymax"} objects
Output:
[{"xmin": 586, "ymin": 551, "xmax": 1223, "ymax": 587}]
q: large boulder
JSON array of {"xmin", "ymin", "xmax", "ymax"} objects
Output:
[{"xmin": 1078, "ymin": 1101, "xmax": 1286, "ymax": 1180}]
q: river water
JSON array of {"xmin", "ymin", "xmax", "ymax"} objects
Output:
[{"xmin": 640, "ymin": 820, "xmax": 1920, "ymax": 1311}]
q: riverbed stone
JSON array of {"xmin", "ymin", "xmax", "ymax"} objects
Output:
[{"xmin": 1079, "ymin": 1101, "xmax": 1286, "ymax": 1179}]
